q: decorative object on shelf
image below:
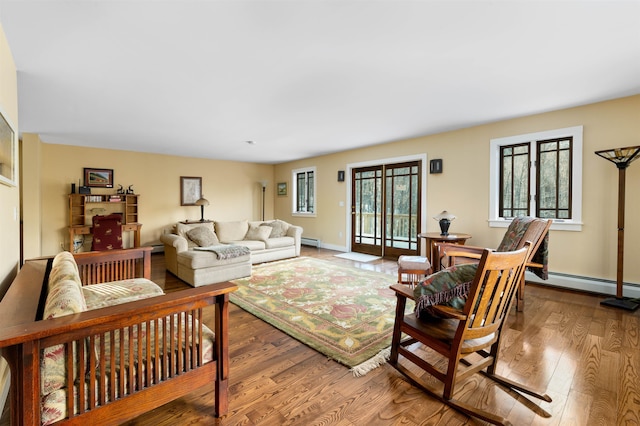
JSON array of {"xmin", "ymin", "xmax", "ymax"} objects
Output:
[
  {"xmin": 277, "ymin": 182, "xmax": 287, "ymax": 196},
  {"xmin": 79, "ymin": 185, "xmax": 91, "ymax": 194},
  {"xmin": 84, "ymin": 167, "xmax": 114, "ymax": 188},
  {"xmin": 0, "ymin": 108, "xmax": 17, "ymax": 187},
  {"xmin": 259, "ymin": 180, "xmax": 268, "ymax": 221},
  {"xmin": 70, "ymin": 183, "xmax": 76, "ymax": 194},
  {"xmin": 433, "ymin": 210, "xmax": 456, "ymax": 236},
  {"xmin": 430, "ymin": 159, "xmax": 443, "ymax": 174},
  {"xmin": 337, "ymin": 170, "xmax": 345, "ymax": 182},
  {"xmin": 126, "ymin": 185, "xmax": 134, "ymax": 194},
  {"xmin": 180, "ymin": 176, "xmax": 202, "ymax": 206},
  {"xmin": 595, "ymin": 145, "xmax": 640, "ymax": 311},
  {"xmin": 117, "ymin": 184, "xmax": 125, "ymax": 195},
  {"xmin": 195, "ymin": 196, "xmax": 210, "ymax": 222}
]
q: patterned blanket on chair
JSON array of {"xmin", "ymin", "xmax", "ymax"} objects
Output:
[{"xmin": 497, "ymin": 216, "xmax": 549, "ymax": 280}]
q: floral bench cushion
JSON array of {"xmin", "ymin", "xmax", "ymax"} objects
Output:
[
  {"xmin": 82, "ymin": 278, "xmax": 164, "ymax": 310},
  {"xmin": 41, "ymin": 314, "xmax": 215, "ymax": 425},
  {"xmin": 40, "ymin": 252, "xmax": 168, "ymax": 424}
]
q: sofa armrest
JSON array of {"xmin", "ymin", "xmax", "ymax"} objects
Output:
[
  {"xmin": 286, "ymin": 225, "xmax": 303, "ymax": 256},
  {"xmin": 160, "ymin": 233, "xmax": 189, "ymax": 253}
]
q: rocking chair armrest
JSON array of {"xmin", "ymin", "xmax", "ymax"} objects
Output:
[
  {"xmin": 390, "ymin": 283, "xmax": 416, "ymax": 300},
  {"xmin": 436, "ymin": 243, "xmax": 485, "ymax": 258},
  {"xmin": 429, "ymin": 305, "xmax": 468, "ymax": 320},
  {"xmin": 436, "ymin": 243, "xmax": 486, "ymax": 269}
]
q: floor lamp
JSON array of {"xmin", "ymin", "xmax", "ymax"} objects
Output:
[
  {"xmin": 595, "ymin": 145, "xmax": 640, "ymax": 311},
  {"xmin": 259, "ymin": 180, "xmax": 267, "ymax": 221}
]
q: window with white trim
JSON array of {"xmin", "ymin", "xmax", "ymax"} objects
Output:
[
  {"xmin": 489, "ymin": 126, "xmax": 583, "ymax": 231},
  {"xmin": 292, "ymin": 167, "xmax": 316, "ymax": 215}
]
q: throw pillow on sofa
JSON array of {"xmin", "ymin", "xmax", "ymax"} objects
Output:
[
  {"xmin": 215, "ymin": 220, "xmax": 249, "ymax": 242},
  {"xmin": 186, "ymin": 226, "xmax": 220, "ymax": 247},
  {"xmin": 244, "ymin": 224, "xmax": 273, "ymax": 242},
  {"xmin": 265, "ymin": 219, "xmax": 289, "ymax": 238}
]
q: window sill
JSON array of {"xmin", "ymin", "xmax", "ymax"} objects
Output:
[
  {"xmin": 292, "ymin": 212, "xmax": 316, "ymax": 218},
  {"xmin": 489, "ymin": 218, "xmax": 582, "ymax": 232}
]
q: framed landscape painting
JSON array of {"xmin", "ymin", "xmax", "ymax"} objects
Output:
[{"xmin": 84, "ymin": 168, "xmax": 114, "ymax": 188}]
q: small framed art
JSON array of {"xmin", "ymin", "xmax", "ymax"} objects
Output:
[
  {"xmin": 84, "ymin": 168, "xmax": 114, "ymax": 188},
  {"xmin": 277, "ymin": 182, "xmax": 287, "ymax": 196},
  {"xmin": 0, "ymin": 108, "xmax": 17, "ymax": 187},
  {"xmin": 181, "ymin": 176, "xmax": 202, "ymax": 206}
]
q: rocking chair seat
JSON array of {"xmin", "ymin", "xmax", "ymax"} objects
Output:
[{"xmin": 402, "ymin": 313, "xmax": 497, "ymax": 350}]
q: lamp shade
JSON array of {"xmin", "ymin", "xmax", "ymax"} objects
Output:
[
  {"xmin": 595, "ymin": 145, "xmax": 640, "ymax": 169},
  {"xmin": 195, "ymin": 196, "xmax": 209, "ymax": 222},
  {"xmin": 195, "ymin": 197, "xmax": 209, "ymax": 206},
  {"xmin": 433, "ymin": 210, "xmax": 456, "ymax": 221},
  {"xmin": 433, "ymin": 210, "xmax": 455, "ymax": 236}
]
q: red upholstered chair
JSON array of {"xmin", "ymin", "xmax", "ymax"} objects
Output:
[{"xmin": 91, "ymin": 213, "xmax": 123, "ymax": 251}]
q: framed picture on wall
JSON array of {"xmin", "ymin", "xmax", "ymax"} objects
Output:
[
  {"xmin": 181, "ymin": 176, "xmax": 202, "ymax": 206},
  {"xmin": 0, "ymin": 107, "xmax": 17, "ymax": 187},
  {"xmin": 84, "ymin": 167, "xmax": 114, "ymax": 188},
  {"xmin": 277, "ymin": 182, "xmax": 287, "ymax": 196}
]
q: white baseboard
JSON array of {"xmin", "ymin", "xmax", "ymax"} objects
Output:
[
  {"xmin": 319, "ymin": 242, "xmax": 347, "ymax": 252},
  {"xmin": 526, "ymin": 271, "xmax": 640, "ymax": 298}
]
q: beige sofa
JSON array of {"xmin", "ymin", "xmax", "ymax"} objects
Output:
[{"xmin": 161, "ymin": 219, "xmax": 302, "ymax": 287}]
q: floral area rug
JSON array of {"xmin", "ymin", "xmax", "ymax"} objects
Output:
[{"xmin": 230, "ymin": 256, "xmax": 413, "ymax": 376}]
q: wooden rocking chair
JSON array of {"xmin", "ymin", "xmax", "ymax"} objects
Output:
[{"xmin": 389, "ymin": 244, "xmax": 552, "ymax": 426}]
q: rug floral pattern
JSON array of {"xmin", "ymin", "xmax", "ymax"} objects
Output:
[{"xmin": 230, "ymin": 257, "xmax": 413, "ymax": 368}]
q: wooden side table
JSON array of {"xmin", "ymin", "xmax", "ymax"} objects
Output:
[{"xmin": 418, "ymin": 232, "xmax": 472, "ymax": 271}]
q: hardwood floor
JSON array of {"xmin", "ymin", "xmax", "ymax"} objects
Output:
[{"xmin": 4, "ymin": 247, "xmax": 640, "ymax": 425}]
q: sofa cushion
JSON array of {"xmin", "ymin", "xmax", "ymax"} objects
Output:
[
  {"xmin": 265, "ymin": 219, "xmax": 289, "ymax": 238},
  {"xmin": 264, "ymin": 236, "xmax": 295, "ymax": 249},
  {"xmin": 231, "ymin": 240, "xmax": 266, "ymax": 251},
  {"xmin": 82, "ymin": 278, "xmax": 164, "ymax": 310},
  {"xmin": 186, "ymin": 225, "xmax": 220, "ymax": 247},
  {"xmin": 215, "ymin": 220, "xmax": 249, "ymax": 242},
  {"xmin": 244, "ymin": 224, "xmax": 273, "ymax": 242}
]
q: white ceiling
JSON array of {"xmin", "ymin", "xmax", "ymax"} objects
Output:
[{"xmin": 1, "ymin": 1, "xmax": 639, "ymax": 164}]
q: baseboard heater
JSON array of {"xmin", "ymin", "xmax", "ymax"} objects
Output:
[{"xmin": 301, "ymin": 237, "xmax": 321, "ymax": 248}]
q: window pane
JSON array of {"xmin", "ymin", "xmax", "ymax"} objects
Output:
[
  {"xmin": 513, "ymin": 154, "xmax": 529, "ymax": 212},
  {"xmin": 537, "ymin": 138, "xmax": 572, "ymax": 219},
  {"xmin": 307, "ymin": 171, "xmax": 314, "ymax": 213},
  {"xmin": 539, "ymin": 148, "xmax": 557, "ymax": 209},
  {"xmin": 500, "ymin": 143, "xmax": 529, "ymax": 218}
]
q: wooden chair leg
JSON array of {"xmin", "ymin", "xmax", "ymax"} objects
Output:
[{"xmin": 516, "ymin": 276, "xmax": 525, "ymax": 311}]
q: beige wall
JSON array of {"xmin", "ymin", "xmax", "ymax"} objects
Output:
[
  {"xmin": 275, "ymin": 95, "xmax": 640, "ymax": 284},
  {"xmin": 0, "ymin": 24, "xmax": 19, "ymax": 299},
  {"xmin": 32, "ymin": 139, "xmax": 275, "ymax": 255}
]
